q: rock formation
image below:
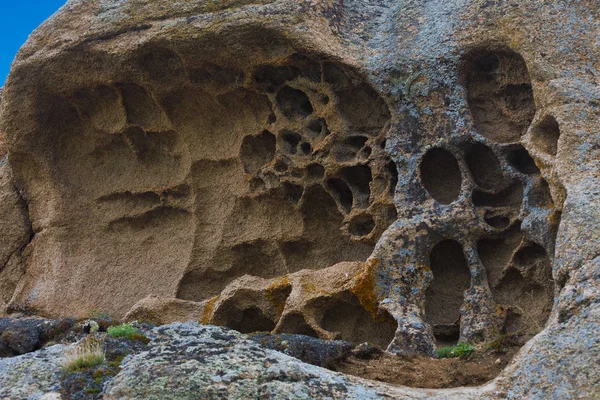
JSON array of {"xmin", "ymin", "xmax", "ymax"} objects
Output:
[{"xmin": 0, "ymin": 0, "xmax": 599, "ymax": 398}]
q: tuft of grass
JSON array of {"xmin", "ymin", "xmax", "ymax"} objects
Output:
[
  {"xmin": 107, "ymin": 323, "xmax": 150, "ymax": 344},
  {"xmin": 436, "ymin": 342, "xmax": 476, "ymax": 359},
  {"xmin": 62, "ymin": 336, "xmax": 105, "ymax": 372},
  {"xmin": 107, "ymin": 323, "xmax": 138, "ymax": 338}
]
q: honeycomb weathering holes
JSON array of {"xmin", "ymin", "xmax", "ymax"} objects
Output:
[
  {"xmin": 531, "ymin": 115, "xmax": 560, "ymax": 156},
  {"xmin": 465, "ymin": 143, "xmax": 506, "ymax": 190},
  {"xmin": 175, "ymin": 55, "xmax": 396, "ymax": 304},
  {"xmin": 276, "ymin": 86, "xmax": 313, "ymax": 119},
  {"xmin": 419, "ymin": 147, "xmax": 462, "ymax": 204},
  {"xmin": 465, "ymin": 49, "xmax": 535, "ymax": 143}
]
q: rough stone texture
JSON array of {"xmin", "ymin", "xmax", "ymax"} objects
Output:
[
  {"xmin": 0, "ymin": 343, "xmax": 67, "ymax": 400},
  {"xmin": 104, "ymin": 322, "xmax": 488, "ymax": 400},
  {"xmin": 0, "ymin": 0, "xmax": 599, "ymax": 398},
  {"xmin": 0, "ymin": 160, "xmax": 31, "ymax": 315},
  {"xmin": 127, "ymin": 261, "xmax": 397, "ymax": 348}
]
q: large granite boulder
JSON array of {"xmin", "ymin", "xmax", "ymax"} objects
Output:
[{"xmin": 0, "ymin": 0, "xmax": 598, "ymax": 398}]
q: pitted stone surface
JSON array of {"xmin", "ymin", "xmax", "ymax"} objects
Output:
[{"xmin": 0, "ymin": 0, "xmax": 598, "ymax": 397}]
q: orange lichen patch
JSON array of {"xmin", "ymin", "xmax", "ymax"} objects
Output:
[
  {"xmin": 349, "ymin": 258, "xmax": 383, "ymax": 320},
  {"xmin": 548, "ymin": 209, "xmax": 562, "ymax": 225},
  {"xmin": 265, "ymin": 275, "xmax": 291, "ymax": 315},
  {"xmin": 201, "ymin": 295, "xmax": 220, "ymax": 324}
]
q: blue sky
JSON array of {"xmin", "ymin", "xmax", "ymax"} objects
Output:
[{"xmin": 0, "ymin": 1, "xmax": 66, "ymax": 86}]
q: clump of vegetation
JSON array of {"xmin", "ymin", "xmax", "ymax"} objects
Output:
[
  {"xmin": 107, "ymin": 323, "xmax": 150, "ymax": 344},
  {"xmin": 436, "ymin": 342, "xmax": 476, "ymax": 359},
  {"xmin": 62, "ymin": 336, "xmax": 105, "ymax": 372}
]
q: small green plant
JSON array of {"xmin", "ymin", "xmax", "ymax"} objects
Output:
[
  {"xmin": 107, "ymin": 323, "xmax": 150, "ymax": 344},
  {"xmin": 62, "ymin": 336, "xmax": 105, "ymax": 372},
  {"xmin": 107, "ymin": 323, "xmax": 138, "ymax": 338},
  {"xmin": 436, "ymin": 342, "xmax": 476, "ymax": 359}
]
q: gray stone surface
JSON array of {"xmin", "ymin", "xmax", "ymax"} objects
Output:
[{"xmin": 0, "ymin": 344, "xmax": 66, "ymax": 400}]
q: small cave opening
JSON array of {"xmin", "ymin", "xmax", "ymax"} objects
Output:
[
  {"xmin": 225, "ymin": 307, "xmax": 277, "ymax": 334},
  {"xmin": 277, "ymin": 313, "xmax": 319, "ymax": 337},
  {"xmin": 340, "ymin": 165, "xmax": 372, "ymax": 209},
  {"xmin": 332, "ymin": 136, "xmax": 369, "ymax": 162},
  {"xmin": 326, "ymin": 178, "xmax": 353, "ymax": 213},
  {"xmin": 465, "ymin": 142, "xmax": 506, "ymax": 190},
  {"xmin": 419, "ymin": 148, "xmax": 462, "ymax": 204},
  {"xmin": 253, "ymin": 64, "xmax": 301, "ymax": 93},
  {"xmin": 282, "ymin": 181, "xmax": 304, "ymax": 205},
  {"xmin": 279, "ymin": 131, "xmax": 302, "ymax": 155},
  {"xmin": 425, "ymin": 240, "xmax": 472, "ymax": 345},
  {"xmin": 307, "ymin": 163, "xmax": 325, "ymax": 179},
  {"xmin": 348, "ymin": 214, "xmax": 375, "ymax": 237},
  {"xmin": 463, "ymin": 49, "xmax": 535, "ymax": 143},
  {"xmin": 276, "ymin": 86, "xmax": 313, "ymax": 119},
  {"xmin": 472, "ymin": 183, "xmax": 523, "ymax": 207},
  {"xmin": 305, "ymin": 118, "xmax": 329, "ymax": 139},
  {"xmin": 531, "ymin": 115, "xmax": 560, "ymax": 156},
  {"xmin": 240, "ymin": 130, "xmax": 276, "ymax": 174},
  {"xmin": 318, "ymin": 292, "xmax": 397, "ymax": 349},
  {"xmin": 506, "ymin": 145, "xmax": 540, "ymax": 174}
]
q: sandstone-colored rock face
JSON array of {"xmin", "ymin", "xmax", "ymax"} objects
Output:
[{"xmin": 1, "ymin": 0, "xmax": 599, "ymax": 397}]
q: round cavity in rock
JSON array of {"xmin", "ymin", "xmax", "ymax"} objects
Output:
[
  {"xmin": 506, "ymin": 146, "xmax": 540, "ymax": 174},
  {"xmin": 464, "ymin": 49, "xmax": 535, "ymax": 143},
  {"xmin": 300, "ymin": 142, "xmax": 312, "ymax": 155},
  {"xmin": 348, "ymin": 214, "xmax": 375, "ymax": 237},
  {"xmin": 307, "ymin": 163, "xmax": 325, "ymax": 179},
  {"xmin": 279, "ymin": 131, "xmax": 302, "ymax": 155},
  {"xmin": 419, "ymin": 148, "xmax": 462, "ymax": 204},
  {"xmin": 240, "ymin": 130, "xmax": 276, "ymax": 174},
  {"xmin": 276, "ymin": 86, "xmax": 313, "ymax": 119},
  {"xmin": 484, "ymin": 215, "xmax": 511, "ymax": 229},
  {"xmin": 465, "ymin": 143, "xmax": 506, "ymax": 190},
  {"xmin": 530, "ymin": 115, "xmax": 560, "ymax": 156},
  {"xmin": 274, "ymin": 159, "xmax": 289, "ymax": 172}
]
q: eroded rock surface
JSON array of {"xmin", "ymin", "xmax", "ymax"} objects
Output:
[{"xmin": 0, "ymin": 0, "xmax": 599, "ymax": 398}]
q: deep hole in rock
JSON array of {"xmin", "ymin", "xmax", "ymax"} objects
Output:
[
  {"xmin": 307, "ymin": 163, "xmax": 325, "ymax": 179},
  {"xmin": 464, "ymin": 49, "xmax": 535, "ymax": 143},
  {"xmin": 305, "ymin": 118, "xmax": 329, "ymax": 139},
  {"xmin": 465, "ymin": 143, "xmax": 506, "ymax": 190},
  {"xmin": 274, "ymin": 159, "xmax": 289, "ymax": 172},
  {"xmin": 419, "ymin": 148, "xmax": 462, "ymax": 204},
  {"xmin": 332, "ymin": 136, "xmax": 368, "ymax": 161},
  {"xmin": 472, "ymin": 183, "xmax": 523, "ymax": 207},
  {"xmin": 277, "ymin": 313, "xmax": 319, "ymax": 337},
  {"xmin": 386, "ymin": 160, "xmax": 398, "ymax": 195},
  {"xmin": 531, "ymin": 115, "xmax": 560, "ymax": 156},
  {"xmin": 300, "ymin": 142, "xmax": 312, "ymax": 155},
  {"xmin": 507, "ymin": 145, "xmax": 540, "ymax": 174},
  {"xmin": 348, "ymin": 214, "xmax": 375, "ymax": 237},
  {"xmin": 340, "ymin": 165, "xmax": 372, "ymax": 208},
  {"xmin": 425, "ymin": 240, "xmax": 471, "ymax": 344},
  {"xmin": 282, "ymin": 181, "xmax": 304, "ymax": 204},
  {"xmin": 477, "ymin": 224, "xmax": 523, "ymax": 288},
  {"xmin": 225, "ymin": 306, "xmax": 276, "ymax": 334},
  {"xmin": 318, "ymin": 292, "xmax": 397, "ymax": 349},
  {"xmin": 240, "ymin": 130, "xmax": 276, "ymax": 174},
  {"xmin": 276, "ymin": 86, "xmax": 313, "ymax": 119},
  {"xmin": 279, "ymin": 131, "xmax": 302, "ymax": 155},
  {"xmin": 326, "ymin": 178, "xmax": 354, "ymax": 213},
  {"xmin": 253, "ymin": 65, "xmax": 301, "ymax": 93},
  {"xmin": 484, "ymin": 215, "xmax": 511, "ymax": 230}
]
